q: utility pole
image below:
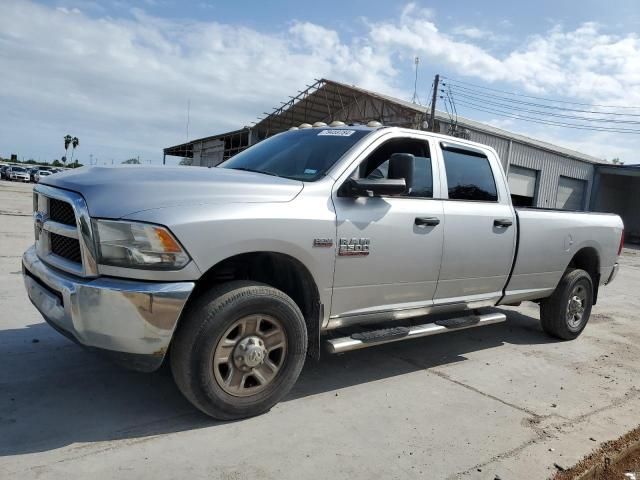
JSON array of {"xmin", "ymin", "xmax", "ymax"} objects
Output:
[{"xmin": 430, "ymin": 74, "xmax": 440, "ymax": 132}]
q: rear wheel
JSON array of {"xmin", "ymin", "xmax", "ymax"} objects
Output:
[
  {"xmin": 540, "ymin": 268, "xmax": 593, "ymax": 340},
  {"xmin": 170, "ymin": 281, "xmax": 307, "ymax": 420}
]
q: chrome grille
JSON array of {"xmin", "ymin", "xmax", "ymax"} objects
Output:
[
  {"xmin": 50, "ymin": 232, "xmax": 82, "ymax": 263},
  {"xmin": 33, "ymin": 185, "xmax": 98, "ymax": 277},
  {"xmin": 49, "ymin": 198, "xmax": 76, "ymax": 226}
]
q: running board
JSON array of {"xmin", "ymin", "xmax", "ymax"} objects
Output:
[{"xmin": 326, "ymin": 312, "xmax": 507, "ymax": 354}]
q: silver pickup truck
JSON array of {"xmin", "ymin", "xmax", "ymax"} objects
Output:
[{"xmin": 22, "ymin": 125, "xmax": 624, "ymax": 419}]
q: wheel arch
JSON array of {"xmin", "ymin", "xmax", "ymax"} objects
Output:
[
  {"xmin": 182, "ymin": 251, "xmax": 322, "ymax": 359},
  {"xmin": 567, "ymin": 246, "xmax": 600, "ymax": 304}
]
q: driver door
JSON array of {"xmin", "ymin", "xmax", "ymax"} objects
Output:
[{"xmin": 330, "ymin": 134, "xmax": 444, "ymax": 324}]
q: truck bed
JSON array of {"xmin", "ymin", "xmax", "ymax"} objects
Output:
[{"xmin": 501, "ymin": 208, "xmax": 623, "ymax": 304}]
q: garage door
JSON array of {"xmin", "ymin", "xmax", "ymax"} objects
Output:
[
  {"xmin": 556, "ymin": 176, "xmax": 586, "ymax": 210},
  {"xmin": 508, "ymin": 166, "xmax": 538, "ymax": 207}
]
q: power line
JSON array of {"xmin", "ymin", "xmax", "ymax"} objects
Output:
[
  {"xmin": 444, "ymin": 83, "xmax": 640, "ymax": 117},
  {"xmin": 445, "ymin": 90, "xmax": 640, "ymax": 124},
  {"xmin": 442, "ymin": 76, "xmax": 640, "ymax": 110},
  {"xmin": 449, "ymin": 98, "xmax": 640, "ymax": 134}
]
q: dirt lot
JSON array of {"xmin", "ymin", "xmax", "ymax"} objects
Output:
[{"xmin": 1, "ymin": 179, "xmax": 639, "ymax": 480}]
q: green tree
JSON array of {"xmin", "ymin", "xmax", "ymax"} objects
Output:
[
  {"xmin": 611, "ymin": 157, "xmax": 624, "ymax": 165},
  {"xmin": 63, "ymin": 135, "xmax": 72, "ymax": 164},
  {"xmin": 51, "ymin": 159, "xmax": 63, "ymax": 167},
  {"xmin": 122, "ymin": 158, "xmax": 140, "ymax": 164},
  {"xmin": 70, "ymin": 137, "xmax": 79, "ymax": 165}
]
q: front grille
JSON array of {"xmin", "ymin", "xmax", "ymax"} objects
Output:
[
  {"xmin": 49, "ymin": 198, "xmax": 76, "ymax": 226},
  {"xmin": 34, "ymin": 186, "xmax": 96, "ymax": 277},
  {"xmin": 50, "ymin": 232, "xmax": 82, "ymax": 264}
]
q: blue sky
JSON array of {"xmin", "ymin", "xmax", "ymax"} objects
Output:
[{"xmin": 2, "ymin": 0, "xmax": 640, "ymax": 165}]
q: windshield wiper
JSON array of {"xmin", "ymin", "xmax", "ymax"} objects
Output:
[{"xmin": 230, "ymin": 167, "xmax": 281, "ymax": 178}]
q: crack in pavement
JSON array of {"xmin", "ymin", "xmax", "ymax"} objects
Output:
[
  {"xmin": 387, "ymin": 349, "xmax": 544, "ymax": 418},
  {"xmin": 0, "ymin": 211, "xmax": 31, "ymax": 217},
  {"xmin": 451, "ymin": 387, "xmax": 640, "ymax": 478},
  {"xmin": 428, "ymin": 368, "xmax": 544, "ymax": 419},
  {"xmin": 386, "ymin": 349, "xmax": 640, "ymax": 478}
]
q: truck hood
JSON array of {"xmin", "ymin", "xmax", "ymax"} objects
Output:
[{"xmin": 40, "ymin": 166, "xmax": 304, "ymax": 218}]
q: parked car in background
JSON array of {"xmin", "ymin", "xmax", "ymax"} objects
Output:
[
  {"xmin": 0, "ymin": 165, "xmax": 9, "ymax": 180},
  {"xmin": 34, "ymin": 170, "xmax": 52, "ymax": 182},
  {"xmin": 8, "ymin": 166, "xmax": 31, "ymax": 182},
  {"xmin": 29, "ymin": 168, "xmax": 39, "ymax": 182}
]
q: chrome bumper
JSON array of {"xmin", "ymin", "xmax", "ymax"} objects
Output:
[
  {"xmin": 22, "ymin": 245, "xmax": 194, "ymax": 371},
  {"xmin": 605, "ymin": 263, "xmax": 619, "ymax": 285}
]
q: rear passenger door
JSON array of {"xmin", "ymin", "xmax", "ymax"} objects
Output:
[{"xmin": 434, "ymin": 142, "xmax": 516, "ymax": 306}]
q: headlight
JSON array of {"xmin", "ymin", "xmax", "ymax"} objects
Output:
[{"xmin": 93, "ymin": 219, "xmax": 190, "ymax": 270}]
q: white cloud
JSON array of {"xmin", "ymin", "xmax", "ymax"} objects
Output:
[
  {"xmin": 452, "ymin": 26, "xmax": 493, "ymax": 40},
  {"xmin": 1, "ymin": 0, "xmax": 639, "ymax": 164}
]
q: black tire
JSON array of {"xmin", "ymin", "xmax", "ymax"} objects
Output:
[
  {"xmin": 170, "ymin": 281, "xmax": 307, "ymax": 420},
  {"xmin": 539, "ymin": 268, "xmax": 593, "ymax": 340}
]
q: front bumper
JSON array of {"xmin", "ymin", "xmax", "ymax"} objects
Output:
[{"xmin": 22, "ymin": 245, "xmax": 195, "ymax": 371}]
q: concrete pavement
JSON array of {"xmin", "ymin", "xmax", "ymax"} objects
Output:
[{"xmin": 1, "ymin": 179, "xmax": 639, "ymax": 479}]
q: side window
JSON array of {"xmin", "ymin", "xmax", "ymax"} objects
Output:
[
  {"xmin": 442, "ymin": 146, "xmax": 498, "ymax": 202},
  {"xmin": 360, "ymin": 138, "xmax": 433, "ymax": 198}
]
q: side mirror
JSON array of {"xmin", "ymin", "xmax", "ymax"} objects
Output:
[
  {"xmin": 345, "ymin": 177, "xmax": 407, "ymax": 197},
  {"xmin": 388, "ymin": 153, "xmax": 415, "ymax": 193}
]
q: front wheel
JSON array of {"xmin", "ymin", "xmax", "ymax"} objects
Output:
[
  {"xmin": 170, "ymin": 281, "xmax": 307, "ymax": 420},
  {"xmin": 539, "ymin": 268, "xmax": 593, "ymax": 340}
]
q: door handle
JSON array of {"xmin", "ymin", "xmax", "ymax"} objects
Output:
[
  {"xmin": 494, "ymin": 218, "xmax": 513, "ymax": 228},
  {"xmin": 415, "ymin": 217, "xmax": 440, "ymax": 227}
]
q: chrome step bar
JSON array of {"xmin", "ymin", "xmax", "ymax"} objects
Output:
[{"xmin": 326, "ymin": 311, "xmax": 507, "ymax": 354}]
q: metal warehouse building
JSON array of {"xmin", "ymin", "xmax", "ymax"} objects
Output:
[{"xmin": 164, "ymin": 78, "xmax": 638, "ymax": 239}]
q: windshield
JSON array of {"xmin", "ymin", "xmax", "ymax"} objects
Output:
[
  {"xmin": 12, "ymin": 167, "xmax": 26, "ymax": 172},
  {"xmin": 220, "ymin": 128, "xmax": 370, "ymax": 181}
]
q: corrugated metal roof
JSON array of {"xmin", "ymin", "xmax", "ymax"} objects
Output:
[
  {"xmin": 324, "ymin": 79, "xmax": 608, "ymax": 165},
  {"xmin": 165, "ymin": 78, "xmax": 609, "ymax": 166}
]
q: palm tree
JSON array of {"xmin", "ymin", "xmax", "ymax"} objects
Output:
[
  {"xmin": 70, "ymin": 137, "xmax": 79, "ymax": 165},
  {"xmin": 63, "ymin": 135, "xmax": 72, "ymax": 165}
]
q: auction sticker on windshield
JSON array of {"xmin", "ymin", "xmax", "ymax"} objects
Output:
[{"xmin": 318, "ymin": 129, "xmax": 356, "ymax": 136}]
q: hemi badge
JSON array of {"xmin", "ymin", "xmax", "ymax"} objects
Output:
[{"xmin": 313, "ymin": 238, "xmax": 333, "ymax": 248}]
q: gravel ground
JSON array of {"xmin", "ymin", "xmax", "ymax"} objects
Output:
[{"xmin": 1, "ymin": 179, "xmax": 639, "ymax": 480}]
